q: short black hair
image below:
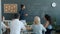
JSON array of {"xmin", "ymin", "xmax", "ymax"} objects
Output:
[
  {"xmin": 21, "ymin": 4, "xmax": 25, "ymax": 8},
  {"xmin": 13, "ymin": 13, "xmax": 20, "ymax": 19}
]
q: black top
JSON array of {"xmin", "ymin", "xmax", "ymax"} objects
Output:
[{"xmin": 19, "ymin": 9, "xmax": 26, "ymax": 20}]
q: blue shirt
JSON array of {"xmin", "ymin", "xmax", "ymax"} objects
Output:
[
  {"xmin": 47, "ymin": 25, "xmax": 52, "ymax": 29},
  {"xmin": 19, "ymin": 9, "xmax": 26, "ymax": 20}
]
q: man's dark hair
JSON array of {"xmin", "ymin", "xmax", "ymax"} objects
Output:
[
  {"xmin": 21, "ymin": 4, "xmax": 25, "ymax": 8},
  {"xmin": 13, "ymin": 13, "xmax": 20, "ymax": 19}
]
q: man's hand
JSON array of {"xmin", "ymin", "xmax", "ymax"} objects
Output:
[{"xmin": 25, "ymin": 14, "xmax": 28, "ymax": 16}]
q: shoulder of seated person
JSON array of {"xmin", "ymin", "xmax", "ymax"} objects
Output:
[{"xmin": 40, "ymin": 24, "xmax": 44, "ymax": 26}]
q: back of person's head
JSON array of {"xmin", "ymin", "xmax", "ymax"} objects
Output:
[
  {"xmin": 13, "ymin": 13, "xmax": 20, "ymax": 19},
  {"xmin": 44, "ymin": 14, "xmax": 52, "ymax": 24},
  {"xmin": 34, "ymin": 16, "xmax": 41, "ymax": 24}
]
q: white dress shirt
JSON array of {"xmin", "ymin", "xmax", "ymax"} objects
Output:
[
  {"xmin": 32, "ymin": 24, "xmax": 46, "ymax": 34},
  {"xmin": 10, "ymin": 19, "xmax": 26, "ymax": 34}
]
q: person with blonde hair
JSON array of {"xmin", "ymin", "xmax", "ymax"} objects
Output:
[{"xmin": 31, "ymin": 16, "xmax": 46, "ymax": 34}]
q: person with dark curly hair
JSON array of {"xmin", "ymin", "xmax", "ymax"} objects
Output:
[{"xmin": 44, "ymin": 14, "xmax": 53, "ymax": 34}]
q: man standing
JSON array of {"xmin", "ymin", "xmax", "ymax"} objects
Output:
[
  {"xmin": 10, "ymin": 13, "xmax": 26, "ymax": 34},
  {"xmin": 19, "ymin": 4, "xmax": 28, "ymax": 20},
  {"xmin": 19, "ymin": 4, "xmax": 28, "ymax": 25}
]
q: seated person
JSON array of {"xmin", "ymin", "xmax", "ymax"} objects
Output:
[
  {"xmin": 1, "ymin": 16, "xmax": 9, "ymax": 33},
  {"xmin": 44, "ymin": 14, "xmax": 53, "ymax": 34},
  {"xmin": 10, "ymin": 13, "xmax": 26, "ymax": 34},
  {"xmin": 32, "ymin": 16, "xmax": 46, "ymax": 34},
  {"xmin": 27, "ymin": 16, "xmax": 46, "ymax": 34}
]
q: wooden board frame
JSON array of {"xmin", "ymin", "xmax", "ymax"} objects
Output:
[{"xmin": 4, "ymin": 4, "xmax": 17, "ymax": 13}]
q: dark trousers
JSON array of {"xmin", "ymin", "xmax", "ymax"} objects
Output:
[{"xmin": 45, "ymin": 28, "xmax": 52, "ymax": 34}]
